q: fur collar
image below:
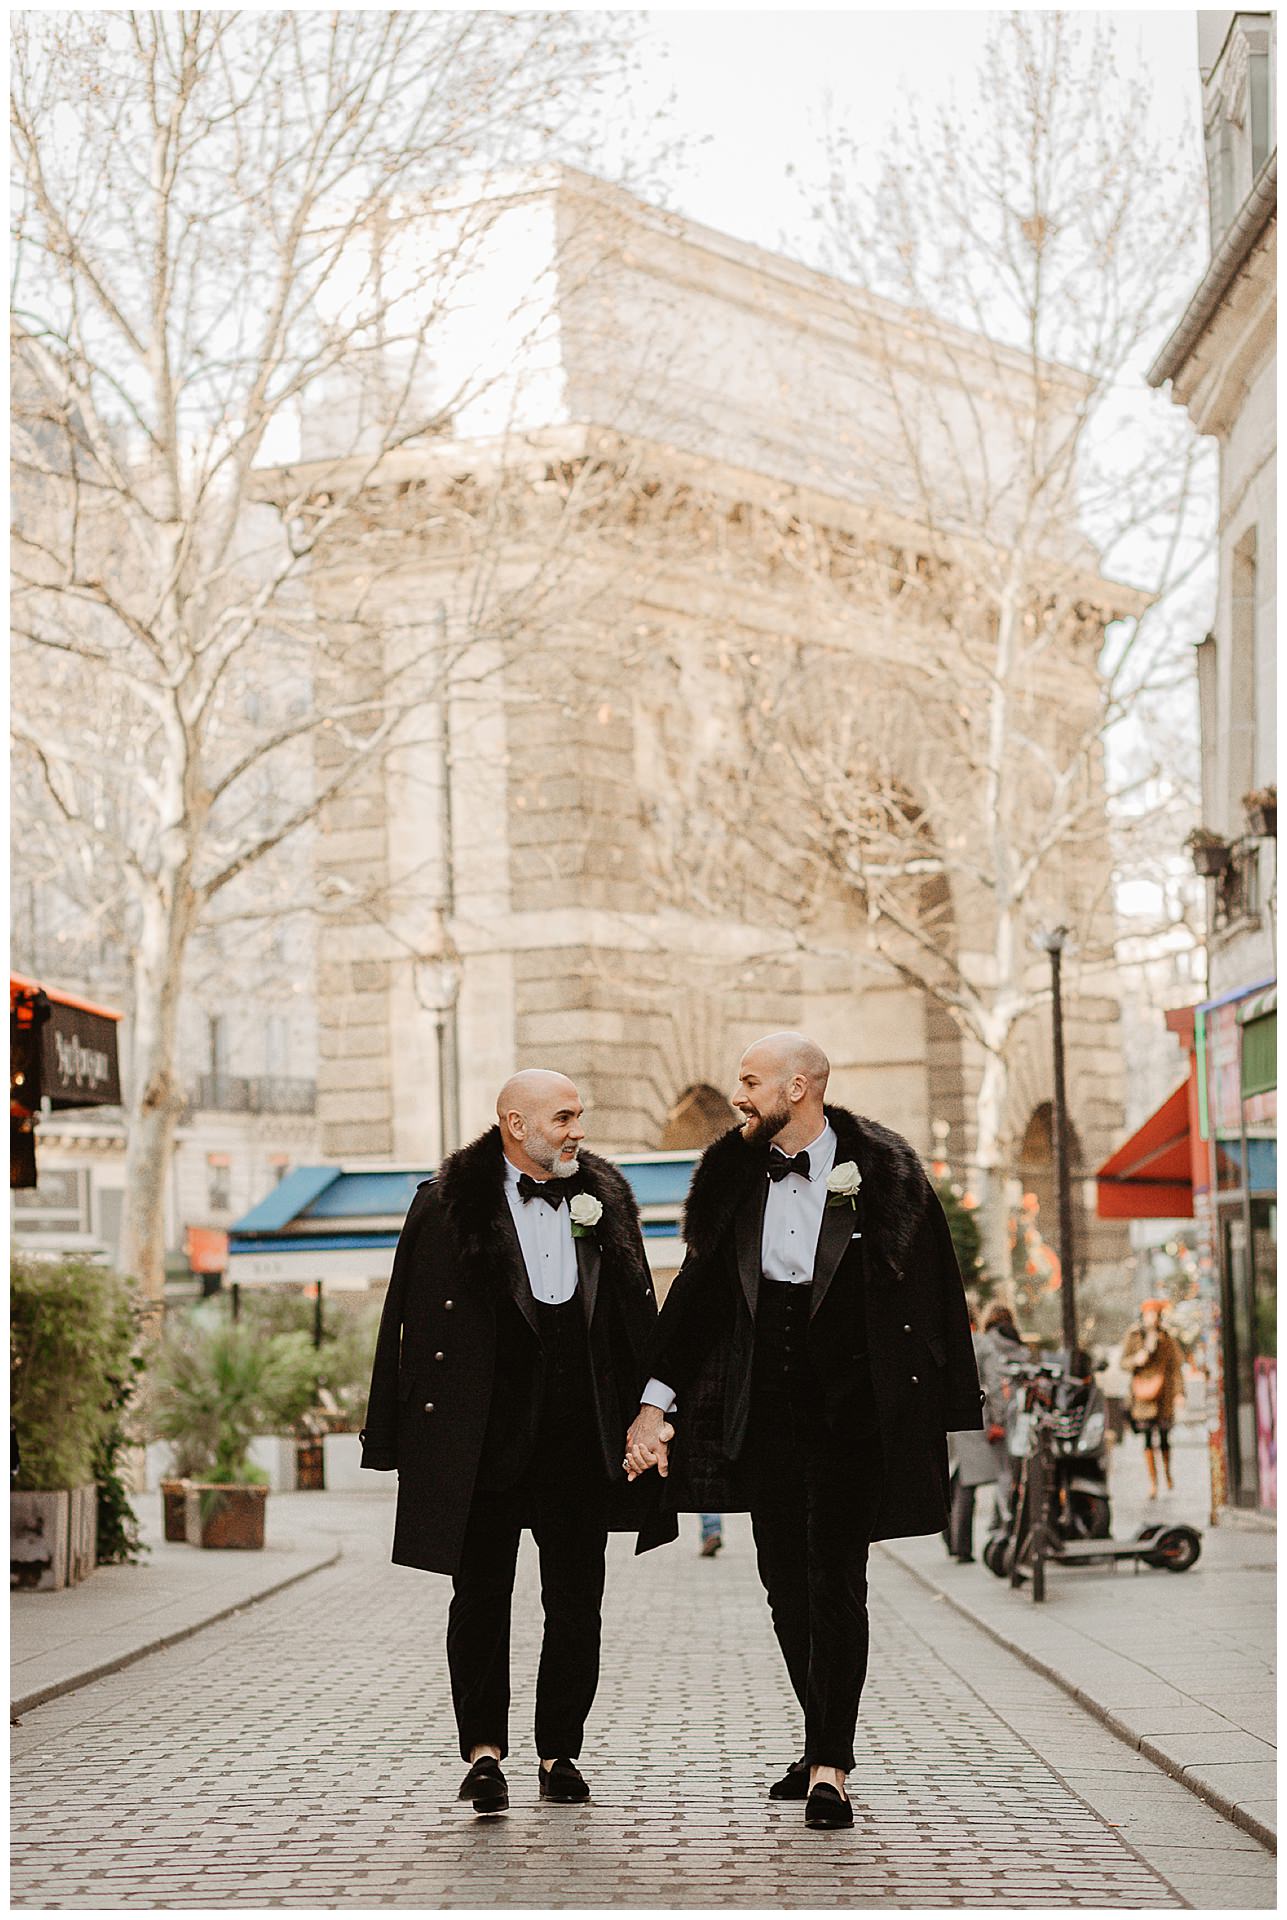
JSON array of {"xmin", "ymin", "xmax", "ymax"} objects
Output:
[
  {"xmin": 434, "ymin": 1123, "xmax": 645, "ymax": 1291},
  {"xmin": 681, "ymin": 1103, "xmax": 930, "ymax": 1277}
]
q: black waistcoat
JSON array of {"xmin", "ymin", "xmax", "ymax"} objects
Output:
[{"xmin": 475, "ymin": 1282, "xmax": 596, "ymax": 1493}]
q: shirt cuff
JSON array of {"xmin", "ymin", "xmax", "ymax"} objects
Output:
[{"xmin": 641, "ymin": 1378, "xmax": 676, "ymax": 1414}]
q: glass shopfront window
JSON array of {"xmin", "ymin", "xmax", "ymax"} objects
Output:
[{"xmin": 1204, "ymin": 990, "xmax": 1277, "ymax": 1510}]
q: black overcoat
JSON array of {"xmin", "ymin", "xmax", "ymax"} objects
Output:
[
  {"xmin": 649, "ymin": 1104, "xmax": 984, "ymax": 1540},
  {"xmin": 360, "ymin": 1127, "xmax": 677, "ymax": 1575}
]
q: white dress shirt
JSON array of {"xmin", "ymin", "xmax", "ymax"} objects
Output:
[
  {"xmin": 642, "ymin": 1123, "xmax": 838, "ymax": 1414},
  {"xmin": 503, "ymin": 1157, "xmax": 579, "ymax": 1304}
]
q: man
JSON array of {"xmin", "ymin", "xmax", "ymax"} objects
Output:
[
  {"xmin": 625, "ymin": 1033, "xmax": 982, "ymax": 1831},
  {"xmin": 362, "ymin": 1069, "xmax": 673, "ymax": 1817}
]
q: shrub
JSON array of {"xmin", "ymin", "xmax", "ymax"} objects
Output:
[{"xmin": 11, "ymin": 1257, "xmax": 140, "ymax": 1495}]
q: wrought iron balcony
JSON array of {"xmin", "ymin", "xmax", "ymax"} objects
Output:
[{"xmin": 190, "ymin": 1074, "xmax": 316, "ymax": 1115}]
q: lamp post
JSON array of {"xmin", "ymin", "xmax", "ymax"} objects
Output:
[{"xmin": 1035, "ymin": 926, "xmax": 1078, "ymax": 1358}]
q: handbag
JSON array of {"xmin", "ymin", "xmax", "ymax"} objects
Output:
[{"xmin": 1130, "ymin": 1364, "xmax": 1165, "ymax": 1413}]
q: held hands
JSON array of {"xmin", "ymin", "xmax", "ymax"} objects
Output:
[{"xmin": 623, "ymin": 1405, "xmax": 674, "ymax": 1482}]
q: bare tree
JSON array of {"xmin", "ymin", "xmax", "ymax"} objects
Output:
[
  {"xmin": 637, "ymin": 14, "xmax": 1211, "ymax": 1274},
  {"xmin": 10, "ymin": 9, "xmax": 661, "ymax": 1301}
]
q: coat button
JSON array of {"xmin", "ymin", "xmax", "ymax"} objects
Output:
[
  {"xmin": 434, "ymin": 1352, "xmax": 444, "ymax": 1362},
  {"xmin": 444, "ymin": 1300, "xmax": 454, "ymax": 1310},
  {"xmin": 423, "ymin": 1402, "xmax": 435, "ymax": 1414},
  {"xmin": 903, "ymin": 1324, "xmax": 912, "ymax": 1335},
  {"xmin": 910, "ymin": 1375, "xmax": 919, "ymax": 1386}
]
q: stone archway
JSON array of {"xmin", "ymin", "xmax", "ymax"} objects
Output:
[
  {"xmin": 659, "ymin": 1083, "xmax": 736, "ymax": 1150},
  {"xmin": 1015, "ymin": 1100, "xmax": 1090, "ymax": 1296}
]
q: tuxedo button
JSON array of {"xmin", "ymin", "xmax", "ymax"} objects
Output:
[
  {"xmin": 434, "ymin": 1352, "xmax": 444, "ymax": 1362},
  {"xmin": 423, "ymin": 1402, "xmax": 435, "ymax": 1414}
]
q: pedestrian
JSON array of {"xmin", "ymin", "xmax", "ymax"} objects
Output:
[
  {"xmin": 945, "ymin": 1311, "xmax": 997, "ymax": 1562},
  {"xmin": 1121, "ymin": 1299, "xmax": 1185, "ymax": 1496},
  {"xmin": 623, "ymin": 1032, "xmax": 983, "ymax": 1831},
  {"xmin": 698, "ymin": 1513, "xmax": 724, "ymax": 1556},
  {"xmin": 361, "ymin": 1069, "xmax": 675, "ymax": 1817}
]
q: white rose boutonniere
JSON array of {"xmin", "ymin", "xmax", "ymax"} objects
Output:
[
  {"xmin": 569, "ymin": 1191, "xmax": 604, "ymax": 1238},
  {"xmin": 826, "ymin": 1161, "xmax": 862, "ymax": 1211}
]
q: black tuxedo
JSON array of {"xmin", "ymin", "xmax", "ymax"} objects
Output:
[
  {"xmin": 649, "ymin": 1105, "xmax": 982, "ymax": 1771},
  {"xmin": 361, "ymin": 1126, "xmax": 675, "ymax": 1761}
]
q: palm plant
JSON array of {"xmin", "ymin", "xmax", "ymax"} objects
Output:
[{"xmin": 152, "ymin": 1322, "xmax": 319, "ymax": 1484}]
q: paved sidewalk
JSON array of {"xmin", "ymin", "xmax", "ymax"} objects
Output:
[
  {"xmin": 881, "ymin": 1427, "xmax": 1276, "ymax": 1848},
  {"xmin": 12, "ymin": 1493, "xmax": 1275, "ymax": 1908},
  {"xmin": 11, "ymin": 1491, "xmax": 344, "ymax": 1715}
]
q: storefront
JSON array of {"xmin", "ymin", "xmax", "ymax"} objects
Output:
[{"xmin": 1198, "ymin": 981, "xmax": 1276, "ymax": 1512}]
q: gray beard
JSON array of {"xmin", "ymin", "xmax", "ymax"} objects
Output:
[{"xmin": 526, "ymin": 1125, "xmax": 580, "ymax": 1178}]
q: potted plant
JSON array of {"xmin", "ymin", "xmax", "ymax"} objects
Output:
[
  {"xmin": 11, "ymin": 1258, "xmax": 140, "ymax": 1591},
  {"xmin": 1243, "ymin": 786, "xmax": 1276, "ymax": 839},
  {"xmin": 1185, "ymin": 826, "xmax": 1232, "ymax": 878},
  {"xmin": 152, "ymin": 1322, "xmax": 317, "ymax": 1549}
]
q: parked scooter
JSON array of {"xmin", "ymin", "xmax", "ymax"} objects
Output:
[{"xmin": 982, "ymin": 1351, "xmax": 1111, "ymax": 1576}]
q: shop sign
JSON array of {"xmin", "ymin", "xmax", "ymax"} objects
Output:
[{"xmin": 43, "ymin": 1000, "xmax": 121, "ymax": 1108}]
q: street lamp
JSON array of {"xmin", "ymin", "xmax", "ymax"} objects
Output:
[{"xmin": 1034, "ymin": 926, "xmax": 1079, "ymax": 1359}]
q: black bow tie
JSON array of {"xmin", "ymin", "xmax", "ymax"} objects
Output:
[
  {"xmin": 517, "ymin": 1173, "xmax": 573, "ymax": 1208},
  {"xmin": 768, "ymin": 1149, "xmax": 812, "ymax": 1183}
]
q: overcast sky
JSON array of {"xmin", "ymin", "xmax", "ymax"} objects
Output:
[{"xmin": 628, "ymin": 8, "xmax": 1204, "ymax": 272}]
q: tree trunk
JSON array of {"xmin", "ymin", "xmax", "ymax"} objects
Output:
[
  {"xmin": 120, "ymin": 890, "xmax": 189, "ymax": 1309},
  {"xmin": 971, "ymin": 1045, "xmax": 1011, "ymax": 1287}
]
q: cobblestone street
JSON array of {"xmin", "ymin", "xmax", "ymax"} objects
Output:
[{"xmin": 11, "ymin": 1493, "xmax": 1275, "ymax": 1909}]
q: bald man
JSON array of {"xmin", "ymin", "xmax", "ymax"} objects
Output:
[
  {"xmin": 361, "ymin": 1070, "xmax": 673, "ymax": 1816},
  {"xmin": 625, "ymin": 1035, "xmax": 983, "ymax": 1830}
]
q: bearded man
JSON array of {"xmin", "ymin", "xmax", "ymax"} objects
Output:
[
  {"xmin": 624, "ymin": 1034, "xmax": 982, "ymax": 1830},
  {"xmin": 362, "ymin": 1069, "xmax": 673, "ymax": 1816}
]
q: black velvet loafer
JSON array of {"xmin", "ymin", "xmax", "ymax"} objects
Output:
[
  {"xmin": 805, "ymin": 1782, "xmax": 854, "ymax": 1830},
  {"xmin": 539, "ymin": 1758, "xmax": 591, "ymax": 1803},
  {"xmin": 458, "ymin": 1755, "xmax": 509, "ymax": 1815},
  {"xmin": 768, "ymin": 1757, "xmax": 810, "ymax": 1800}
]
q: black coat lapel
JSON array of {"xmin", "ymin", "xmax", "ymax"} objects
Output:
[
  {"xmin": 734, "ymin": 1177, "xmax": 767, "ymax": 1320},
  {"xmin": 575, "ymin": 1228, "xmax": 600, "ymax": 1326},
  {"xmin": 499, "ymin": 1206, "xmax": 541, "ymax": 1335},
  {"xmin": 810, "ymin": 1194, "xmax": 858, "ymax": 1320}
]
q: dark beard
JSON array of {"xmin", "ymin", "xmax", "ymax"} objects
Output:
[{"xmin": 742, "ymin": 1100, "xmax": 789, "ymax": 1144}]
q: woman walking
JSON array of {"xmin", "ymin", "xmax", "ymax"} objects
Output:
[{"xmin": 1121, "ymin": 1300, "xmax": 1186, "ymax": 1496}]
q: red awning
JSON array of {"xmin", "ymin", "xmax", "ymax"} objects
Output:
[{"xmin": 1096, "ymin": 1081, "xmax": 1194, "ymax": 1219}]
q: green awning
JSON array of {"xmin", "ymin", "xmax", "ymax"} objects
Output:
[{"xmin": 1238, "ymin": 983, "xmax": 1277, "ymax": 1025}]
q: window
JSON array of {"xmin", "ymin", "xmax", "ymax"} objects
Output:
[
  {"xmin": 1249, "ymin": 49, "xmax": 1271, "ymax": 176},
  {"xmin": 208, "ymin": 1013, "xmax": 228, "ymax": 1080},
  {"xmin": 207, "ymin": 1154, "xmax": 232, "ymax": 1213}
]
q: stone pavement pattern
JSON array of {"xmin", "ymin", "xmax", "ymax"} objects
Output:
[
  {"xmin": 11, "ymin": 1501, "xmax": 339, "ymax": 1713},
  {"xmin": 11, "ymin": 1493, "xmax": 1276, "ymax": 1910},
  {"xmin": 883, "ymin": 1427, "xmax": 1276, "ymax": 1846}
]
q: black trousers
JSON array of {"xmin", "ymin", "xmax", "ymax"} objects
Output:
[
  {"xmin": 745, "ymin": 1279, "xmax": 880, "ymax": 1773},
  {"xmin": 446, "ymin": 1294, "xmax": 608, "ymax": 1764}
]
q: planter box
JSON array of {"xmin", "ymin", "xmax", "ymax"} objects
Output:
[
  {"xmin": 296, "ymin": 1439, "xmax": 325, "ymax": 1491},
  {"xmin": 1190, "ymin": 839, "xmax": 1231, "ymax": 877},
  {"xmin": 11, "ymin": 1485, "xmax": 98, "ymax": 1591},
  {"xmin": 160, "ymin": 1479, "xmax": 190, "ymax": 1542},
  {"xmin": 184, "ymin": 1483, "xmax": 268, "ymax": 1550}
]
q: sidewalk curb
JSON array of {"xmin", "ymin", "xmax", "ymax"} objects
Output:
[
  {"xmin": 877, "ymin": 1542, "xmax": 1277, "ymax": 1856},
  {"xmin": 11, "ymin": 1540, "xmax": 342, "ymax": 1720}
]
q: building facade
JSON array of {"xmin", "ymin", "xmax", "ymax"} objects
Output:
[
  {"xmin": 273, "ymin": 169, "xmax": 1132, "ymax": 1295},
  {"xmin": 1148, "ymin": 10, "xmax": 1276, "ymax": 1511}
]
